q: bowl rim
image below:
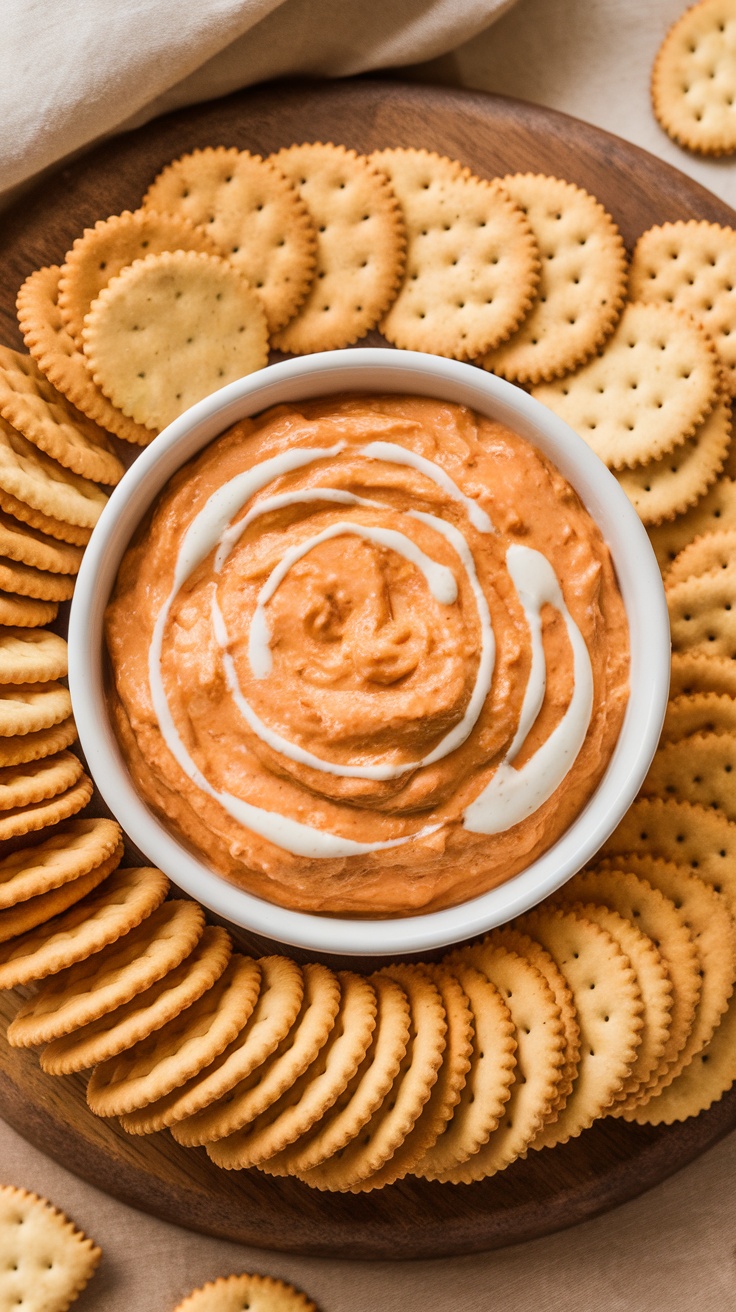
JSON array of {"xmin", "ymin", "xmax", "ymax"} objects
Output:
[{"xmin": 69, "ymin": 348, "xmax": 671, "ymax": 956}]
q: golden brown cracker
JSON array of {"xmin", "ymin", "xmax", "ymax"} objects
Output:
[
  {"xmin": 182, "ymin": 962, "xmax": 340, "ymax": 1148},
  {"xmin": 0, "ymin": 715, "xmax": 76, "ymax": 767},
  {"xmin": 153, "ymin": 955, "xmax": 303, "ymax": 1135},
  {"xmin": 86, "ymin": 954, "xmax": 263, "ymax": 1117},
  {"xmin": 17, "ymin": 265, "xmax": 154, "ymax": 447},
  {"xmin": 41, "ymin": 924, "xmax": 232, "ymax": 1075},
  {"xmin": 293, "ymin": 966, "xmax": 445, "ymax": 1192},
  {"xmin": 436, "ymin": 944, "xmax": 565, "ymax": 1182},
  {"xmin": 532, "ymin": 301, "xmax": 720, "ymax": 469},
  {"xmin": 0, "ymin": 682, "xmax": 71, "ymax": 738},
  {"xmin": 0, "ymin": 843, "xmax": 123, "ymax": 946},
  {"xmin": 370, "ymin": 147, "xmax": 538, "ymax": 360},
  {"xmin": 630, "ymin": 220, "xmax": 736, "ymax": 388},
  {"xmin": 0, "ymin": 344, "xmax": 123, "ymax": 485},
  {"xmin": 82, "ymin": 250, "xmax": 269, "ymax": 431},
  {"xmin": 0, "ymin": 510, "xmax": 83, "ymax": 575},
  {"xmin": 616, "ymin": 393, "xmax": 730, "ymax": 525},
  {"xmin": 0, "ymin": 628, "xmax": 67, "ymax": 685},
  {"xmin": 0, "ymin": 866, "xmax": 168, "ymax": 989},
  {"xmin": 8, "ymin": 899, "xmax": 205, "ymax": 1047},
  {"xmin": 0, "ymin": 415, "xmax": 107, "ymax": 529},
  {"xmin": 0, "ymin": 817, "xmax": 122, "ymax": 910},
  {"xmin": 0, "ymin": 750, "xmax": 82, "ymax": 812},
  {"xmin": 648, "ymin": 476, "xmax": 736, "ymax": 570},
  {"xmin": 0, "ymin": 1184, "xmax": 101, "ymax": 1312},
  {"xmin": 602, "ymin": 796, "xmax": 736, "ymax": 913},
  {"xmin": 171, "ymin": 1273, "xmax": 317, "ymax": 1312},
  {"xmin": 58, "ymin": 208, "xmax": 221, "ymax": 348},
  {"xmin": 642, "ymin": 729, "xmax": 736, "ymax": 820},
  {"xmin": 662, "ymin": 691, "xmax": 736, "ymax": 742},
  {"xmin": 668, "ymin": 562, "xmax": 736, "ymax": 657},
  {"xmin": 412, "ymin": 960, "xmax": 516, "ymax": 1181},
  {"xmin": 0, "ymin": 770, "xmax": 92, "ymax": 842},
  {"xmin": 0, "ymin": 486, "xmax": 91, "ymax": 546},
  {"xmin": 260, "ymin": 973, "xmax": 410, "ymax": 1178},
  {"xmin": 271, "ymin": 142, "xmax": 405, "ymax": 353},
  {"xmin": 519, "ymin": 907, "xmax": 644, "ymax": 1149},
  {"xmin": 633, "ymin": 991, "xmax": 736, "ymax": 1121},
  {"xmin": 0, "ymin": 590, "xmax": 58, "ymax": 627},
  {"xmin": 143, "ymin": 148, "xmax": 317, "ymax": 334},
  {"xmin": 669, "ymin": 651, "xmax": 736, "ymax": 698},
  {"xmin": 0, "ymin": 554, "xmax": 75, "ymax": 602},
  {"xmin": 652, "ymin": 0, "xmax": 736, "ymax": 156},
  {"xmin": 483, "ymin": 173, "xmax": 626, "ymax": 382},
  {"xmin": 667, "ymin": 528, "xmax": 736, "ymax": 587}
]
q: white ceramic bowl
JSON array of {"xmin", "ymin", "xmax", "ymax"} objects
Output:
[{"xmin": 69, "ymin": 349, "xmax": 670, "ymax": 956}]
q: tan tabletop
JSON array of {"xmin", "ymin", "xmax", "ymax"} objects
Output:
[{"xmin": 4, "ymin": 1, "xmax": 736, "ymax": 1308}]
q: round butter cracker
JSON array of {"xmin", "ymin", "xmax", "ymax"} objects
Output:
[{"xmin": 652, "ymin": 0, "xmax": 736, "ymax": 156}]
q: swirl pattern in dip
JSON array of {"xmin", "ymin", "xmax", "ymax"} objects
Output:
[{"xmin": 106, "ymin": 395, "xmax": 629, "ymax": 915}]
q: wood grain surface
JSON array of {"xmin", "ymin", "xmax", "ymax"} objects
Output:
[{"xmin": 1, "ymin": 76, "xmax": 735, "ymax": 1260}]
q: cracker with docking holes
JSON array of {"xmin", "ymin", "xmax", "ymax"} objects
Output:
[
  {"xmin": 291, "ymin": 966, "xmax": 445, "ymax": 1192},
  {"xmin": 652, "ymin": 0, "xmax": 736, "ymax": 156},
  {"xmin": 630, "ymin": 220, "xmax": 736, "ymax": 388},
  {"xmin": 411, "ymin": 961, "xmax": 515, "ymax": 1181},
  {"xmin": 643, "ymin": 730, "xmax": 736, "ymax": 820},
  {"xmin": 0, "ymin": 592, "xmax": 58, "ymax": 626},
  {"xmin": 0, "ymin": 555, "xmax": 75, "ymax": 602},
  {"xmin": 0, "ymin": 682, "xmax": 71, "ymax": 738},
  {"xmin": 58, "ymin": 208, "xmax": 221, "ymax": 349},
  {"xmin": 0, "ymin": 715, "xmax": 76, "ymax": 768},
  {"xmin": 663, "ymin": 693, "xmax": 736, "ymax": 744},
  {"xmin": 147, "ymin": 955, "xmax": 303, "ymax": 1135},
  {"xmin": 518, "ymin": 907, "xmax": 644, "ymax": 1149},
  {"xmin": 633, "ymin": 985, "xmax": 736, "ymax": 1120},
  {"xmin": 616, "ymin": 393, "xmax": 730, "ymax": 525},
  {"xmin": 261, "ymin": 973, "xmax": 410, "ymax": 1178},
  {"xmin": 338, "ymin": 965, "xmax": 454, "ymax": 1192},
  {"xmin": 482, "ymin": 173, "xmax": 627, "ymax": 382},
  {"xmin": 0, "ymin": 817, "xmax": 121, "ymax": 909},
  {"xmin": 42, "ymin": 925, "xmax": 232, "ymax": 1075},
  {"xmin": 157, "ymin": 971, "xmax": 375, "ymax": 1159},
  {"xmin": 0, "ymin": 769, "xmax": 75, "ymax": 835},
  {"xmin": 370, "ymin": 147, "xmax": 538, "ymax": 360},
  {"xmin": 143, "ymin": 148, "xmax": 318, "ymax": 334},
  {"xmin": 17, "ymin": 265, "xmax": 154, "ymax": 446},
  {"xmin": 0, "ymin": 629, "xmax": 67, "ymax": 686},
  {"xmin": 82, "ymin": 250, "xmax": 269, "ymax": 431},
  {"xmin": 490, "ymin": 926, "xmax": 580, "ymax": 1116},
  {"xmin": 649, "ymin": 477, "xmax": 736, "ymax": 570},
  {"xmin": 602, "ymin": 797, "xmax": 736, "ymax": 914},
  {"xmin": 8, "ymin": 899, "xmax": 205, "ymax": 1047},
  {"xmin": 0, "ymin": 842, "xmax": 123, "ymax": 946},
  {"xmin": 532, "ymin": 301, "xmax": 720, "ymax": 469},
  {"xmin": 558, "ymin": 900, "xmax": 673, "ymax": 1105},
  {"xmin": 0, "ymin": 416, "xmax": 107, "ymax": 530},
  {"xmin": 86, "ymin": 954, "xmax": 262, "ymax": 1117},
  {"xmin": 178, "ymin": 962, "xmax": 340, "ymax": 1148},
  {"xmin": 0, "ymin": 751, "xmax": 82, "ymax": 813},
  {"xmin": 0, "ymin": 344, "xmax": 123, "ymax": 485},
  {"xmin": 0, "ymin": 866, "xmax": 168, "ymax": 989},
  {"xmin": 436, "ymin": 944, "xmax": 565, "ymax": 1182},
  {"xmin": 0, "ymin": 1184, "xmax": 100, "ymax": 1312},
  {"xmin": 667, "ymin": 563, "xmax": 736, "ymax": 657},
  {"xmin": 667, "ymin": 529, "xmax": 736, "ymax": 588},
  {"xmin": 270, "ymin": 142, "xmax": 405, "ymax": 353},
  {"xmin": 556, "ymin": 867, "xmax": 701, "ymax": 1108},
  {"xmin": 669, "ymin": 651, "xmax": 736, "ymax": 697},
  {"xmin": 171, "ymin": 1273, "xmax": 318, "ymax": 1312},
  {"xmin": 0, "ymin": 510, "xmax": 83, "ymax": 575}
]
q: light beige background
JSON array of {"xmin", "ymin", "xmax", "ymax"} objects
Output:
[{"xmin": 4, "ymin": 0, "xmax": 736, "ymax": 1308}]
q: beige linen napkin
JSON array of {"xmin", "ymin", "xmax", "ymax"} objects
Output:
[{"xmin": 1, "ymin": 0, "xmax": 519, "ymax": 208}]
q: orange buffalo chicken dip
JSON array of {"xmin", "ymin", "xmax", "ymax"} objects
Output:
[{"xmin": 106, "ymin": 395, "xmax": 629, "ymax": 916}]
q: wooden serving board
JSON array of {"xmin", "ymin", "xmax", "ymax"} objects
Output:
[{"xmin": 1, "ymin": 77, "xmax": 736, "ymax": 1260}]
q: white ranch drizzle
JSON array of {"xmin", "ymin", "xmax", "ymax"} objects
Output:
[
  {"xmin": 463, "ymin": 544, "xmax": 594, "ymax": 835},
  {"xmin": 146, "ymin": 434, "xmax": 595, "ymax": 859}
]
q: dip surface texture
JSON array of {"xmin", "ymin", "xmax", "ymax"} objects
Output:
[{"xmin": 105, "ymin": 394, "xmax": 629, "ymax": 915}]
